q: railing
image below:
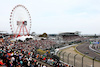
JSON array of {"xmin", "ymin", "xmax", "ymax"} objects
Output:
[
  {"xmin": 89, "ymin": 44, "xmax": 100, "ymax": 53},
  {"xmin": 56, "ymin": 44, "xmax": 98, "ymax": 67}
]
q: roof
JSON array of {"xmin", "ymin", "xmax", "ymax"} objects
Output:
[
  {"xmin": 0, "ymin": 31, "xmax": 8, "ymax": 34},
  {"xmin": 59, "ymin": 32, "xmax": 76, "ymax": 34},
  {"xmin": 12, "ymin": 36, "xmax": 34, "ymax": 41},
  {"xmin": 59, "ymin": 31, "xmax": 80, "ymax": 36}
]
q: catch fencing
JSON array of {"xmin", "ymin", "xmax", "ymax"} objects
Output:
[{"xmin": 57, "ymin": 51, "xmax": 97, "ymax": 67}]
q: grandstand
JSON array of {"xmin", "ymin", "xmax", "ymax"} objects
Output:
[
  {"xmin": 59, "ymin": 32, "xmax": 90, "ymax": 45},
  {"xmin": 59, "ymin": 32, "xmax": 79, "ymax": 36},
  {"xmin": 59, "ymin": 32, "xmax": 80, "ymax": 41}
]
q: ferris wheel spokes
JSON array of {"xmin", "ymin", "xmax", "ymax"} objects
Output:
[
  {"xmin": 14, "ymin": 25, "xmax": 19, "ymax": 37},
  {"xmin": 10, "ymin": 5, "xmax": 31, "ymax": 38},
  {"xmin": 25, "ymin": 26, "xmax": 29, "ymax": 35}
]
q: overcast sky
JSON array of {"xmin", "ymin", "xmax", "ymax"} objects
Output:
[{"xmin": 0, "ymin": 0, "xmax": 100, "ymax": 34}]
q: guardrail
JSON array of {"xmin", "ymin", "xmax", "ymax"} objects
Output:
[
  {"xmin": 89, "ymin": 44, "xmax": 100, "ymax": 54},
  {"xmin": 55, "ymin": 44, "xmax": 77, "ymax": 55},
  {"xmin": 55, "ymin": 44, "xmax": 77, "ymax": 66},
  {"xmin": 56, "ymin": 43, "xmax": 97, "ymax": 67}
]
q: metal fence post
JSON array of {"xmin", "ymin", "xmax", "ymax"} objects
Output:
[
  {"xmin": 74, "ymin": 54, "xmax": 78, "ymax": 66},
  {"xmin": 93, "ymin": 57, "xmax": 96, "ymax": 67},
  {"xmin": 56, "ymin": 50, "xmax": 59, "ymax": 56},
  {"xmin": 67, "ymin": 53, "xmax": 71, "ymax": 64},
  {"xmin": 58, "ymin": 51, "xmax": 60, "ymax": 57},
  {"xmin": 59, "ymin": 51, "xmax": 62, "ymax": 59},
  {"xmin": 63, "ymin": 52, "xmax": 66, "ymax": 62},
  {"xmin": 82, "ymin": 55, "xmax": 85, "ymax": 67}
]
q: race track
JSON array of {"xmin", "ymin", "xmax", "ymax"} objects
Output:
[{"xmin": 76, "ymin": 42, "xmax": 100, "ymax": 61}]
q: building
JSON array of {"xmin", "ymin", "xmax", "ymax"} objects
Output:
[{"xmin": 59, "ymin": 31, "xmax": 80, "ymax": 36}]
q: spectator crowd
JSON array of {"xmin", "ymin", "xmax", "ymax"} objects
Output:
[{"xmin": 0, "ymin": 37, "xmax": 73, "ymax": 67}]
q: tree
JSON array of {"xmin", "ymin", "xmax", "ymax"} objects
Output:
[
  {"xmin": 42, "ymin": 33, "xmax": 48, "ymax": 37},
  {"xmin": 39, "ymin": 33, "xmax": 48, "ymax": 37}
]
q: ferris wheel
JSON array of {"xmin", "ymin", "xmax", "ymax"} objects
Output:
[{"xmin": 9, "ymin": 5, "xmax": 32, "ymax": 37}]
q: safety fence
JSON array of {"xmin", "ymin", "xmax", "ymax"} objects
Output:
[{"xmin": 57, "ymin": 51, "xmax": 98, "ymax": 67}]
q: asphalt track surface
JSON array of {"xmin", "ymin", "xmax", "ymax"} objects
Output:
[{"xmin": 76, "ymin": 42, "xmax": 100, "ymax": 61}]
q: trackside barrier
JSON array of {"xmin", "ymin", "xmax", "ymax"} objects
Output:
[
  {"xmin": 55, "ymin": 44, "xmax": 77, "ymax": 55},
  {"xmin": 56, "ymin": 44, "xmax": 97, "ymax": 67},
  {"xmin": 55, "ymin": 44, "xmax": 77, "ymax": 67},
  {"xmin": 89, "ymin": 44, "xmax": 100, "ymax": 54},
  {"xmin": 59, "ymin": 44, "xmax": 77, "ymax": 50}
]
